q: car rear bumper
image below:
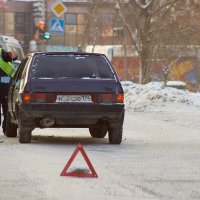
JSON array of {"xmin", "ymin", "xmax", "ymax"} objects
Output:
[{"xmin": 18, "ymin": 103, "xmax": 125, "ymax": 127}]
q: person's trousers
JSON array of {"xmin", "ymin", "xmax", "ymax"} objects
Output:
[{"xmin": 0, "ymin": 94, "xmax": 8, "ymax": 133}]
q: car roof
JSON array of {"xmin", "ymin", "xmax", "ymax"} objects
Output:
[{"xmin": 26, "ymin": 52, "xmax": 106, "ymax": 57}]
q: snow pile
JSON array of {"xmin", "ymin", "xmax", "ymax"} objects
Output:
[{"xmin": 121, "ymin": 81, "xmax": 200, "ymax": 112}]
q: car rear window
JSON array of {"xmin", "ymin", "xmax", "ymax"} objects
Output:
[{"xmin": 31, "ymin": 54, "xmax": 115, "ymax": 79}]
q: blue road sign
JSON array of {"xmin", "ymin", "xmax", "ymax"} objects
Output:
[{"xmin": 50, "ymin": 18, "xmax": 64, "ymax": 34}]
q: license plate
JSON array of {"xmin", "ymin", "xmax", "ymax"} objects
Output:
[{"xmin": 56, "ymin": 95, "xmax": 92, "ymax": 103}]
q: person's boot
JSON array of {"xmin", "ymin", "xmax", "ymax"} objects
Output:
[{"xmin": 2, "ymin": 120, "xmax": 6, "ymax": 135}]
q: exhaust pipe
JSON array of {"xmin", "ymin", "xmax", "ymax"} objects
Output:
[{"xmin": 39, "ymin": 118, "xmax": 55, "ymax": 127}]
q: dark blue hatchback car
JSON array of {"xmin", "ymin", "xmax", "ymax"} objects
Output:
[{"xmin": 6, "ymin": 52, "xmax": 125, "ymax": 144}]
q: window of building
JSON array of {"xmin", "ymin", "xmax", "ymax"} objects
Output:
[
  {"xmin": 64, "ymin": 13, "xmax": 86, "ymax": 46},
  {"xmin": 65, "ymin": 25, "xmax": 76, "ymax": 34},
  {"xmin": 77, "ymin": 25, "xmax": 85, "ymax": 35},
  {"xmin": 77, "ymin": 14, "xmax": 85, "ymax": 24},
  {"xmin": 0, "ymin": 12, "xmax": 4, "ymax": 23},
  {"xmin": 5, "ymin": 12, "xmax": 14, "ymax": 24},
  {"xmin": 16, "ymin": 13, "xmax": 25, "ymax": 24},
  {"xmin": 15, "ymin": 13, "xmax": 25, "ymax": 32},
  {"xmin": 101, "ymin": 13, "xmax": 113, "ymax": 37},
  {"xmin": 65, "ymin": 14, "xmax": 76, "ymax": 24},
  {"xmin": 0, "ymin": 12, "xmax": 4, "ymax": 34},
  {"xmin": 4, "ymin": 12, "xmax": 14, "ymax": 34}
]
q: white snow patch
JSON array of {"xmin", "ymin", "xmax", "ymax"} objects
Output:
[{"xmin": 121, "ymin": 81, "xmax": 200, "ymax": 112}]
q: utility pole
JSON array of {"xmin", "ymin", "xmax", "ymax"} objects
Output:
[{"xmin": 32, "ymin": 0, "xmax": 46, "ymax": 51}]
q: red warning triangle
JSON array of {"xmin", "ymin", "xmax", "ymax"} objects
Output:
[{"xmin": 60, "ymin": 143, "xmax": 98, "ymax": 178}]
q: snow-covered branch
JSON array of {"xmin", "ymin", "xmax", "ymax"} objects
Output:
[{"xmin": 134, "ymin": 0, "xmax": 153, "ymax": 9}]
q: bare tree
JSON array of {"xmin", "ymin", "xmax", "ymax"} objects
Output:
[
  {"xmin": 115, "ymin": 0, "xmax": 184, "ymax": 84},
  {"xmin": 115, "ymin": 0, "xmax": 200, "ymax": 85},
  {"xmin": 155, "ymin": 0, "xmax": 200, "ymax": 85},
  {"xmin": 79, "ymin": 0, "xmax": 101, "ymax": 52},
  {"xmin": 79, "ymin": 0, "xmax": 200, "ymax": 86}
]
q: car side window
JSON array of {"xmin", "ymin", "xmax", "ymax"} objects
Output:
[
  {"xmin": 13, "ymin": 57, "xmax": 30, "ymax": 88},
  {"xmin": 12, "ymin": 58, "xmax": 27, "ymax": 81}
]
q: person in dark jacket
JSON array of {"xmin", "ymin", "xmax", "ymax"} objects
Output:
[{"xmin": 0, "ymin": 48, "xmax": 17, "ymax": 134}]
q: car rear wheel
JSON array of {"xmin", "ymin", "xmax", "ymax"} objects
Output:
[
  {"xmin": 89, "ymin": 126, "xmax": 107, "ymax": 138},
  {"xmin": 108, "ymin": 111, "xmax": 124, "ymax": 144},
  {"xmin": 19, "ymin": 130, "xmax": 32, "ymax": 143},
  {"xmin": 108, "ymin": 128, "xmax": 122, "ymax": 144},
  {"xmin": 6, "ymin": 112, "xmax": 17, "ymax": 137}
]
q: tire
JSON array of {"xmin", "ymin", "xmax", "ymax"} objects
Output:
[
  {"xmin": 89, "ymin": 126, "xmax": 107, "ymax": 138},
  {"xmin": 6, "ymin": 112, "xmax": 17, "ymax": 137},
  {"xmin": 108, "ymin": 111, "xmax": 124, "ymax": 144},
  {"xmin": 18, "ymin": 117, "xmax": 32, "ymax": 143},
  {"xmin": 108, "ymin": 128, "xmax": 122, "ymax": 144},
  {"xmin": 19, "ymin": 130, "xmax": 32, "ymax": 143}
]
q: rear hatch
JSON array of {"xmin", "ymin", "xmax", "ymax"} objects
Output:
[
  {"xmin": 21, "ymin": 53, "xmax": 124, "ymax": 104},
  {"xmin": 26, "ymin": 53, "xmax": 123, "ymax": 94}
]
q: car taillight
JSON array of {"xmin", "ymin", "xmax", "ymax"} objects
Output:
[
  {"xmin": 21, "ymin": 93, "xmax": 56, "ymax": 103},
  {"xmin": 95, "ymin": 93, "xmax": 124, "ymax": 104},
  {"xmin": 22, "ymin": 93, "xmax": 32, "ymax": 103},
  {"xmin": 117, "ymin": 93, "xmax": 124, "ymax": 103}
]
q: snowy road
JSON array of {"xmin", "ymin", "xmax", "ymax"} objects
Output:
[{"xmin": 0, "ymin": 107, "xmax": 200, "ymax": 200}]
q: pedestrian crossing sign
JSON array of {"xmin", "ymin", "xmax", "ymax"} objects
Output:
[{"xmin": 50, "ymin": 18, "xmax": 64, "ymax": 34}]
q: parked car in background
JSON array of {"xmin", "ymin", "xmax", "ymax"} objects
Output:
[{"xmin": 6, "ymin": 52, "xmax": 125, "ymax": 144}]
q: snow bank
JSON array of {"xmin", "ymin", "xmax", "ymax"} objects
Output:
[{"xmin": 121, "ymin": 81, "xmax": 200, "ymax": 112}]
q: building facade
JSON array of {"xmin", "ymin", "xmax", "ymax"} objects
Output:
[
  {"xmin": 0, "ymin": 1, "xmax": 33, "ymax": 53},
  {"xmin": 0, "ymin": 0, "xmax": 134, "ymax": 81},
  {"xmin": 0, "ymin": 0, "xmax": 126, "ymax": 53}
]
